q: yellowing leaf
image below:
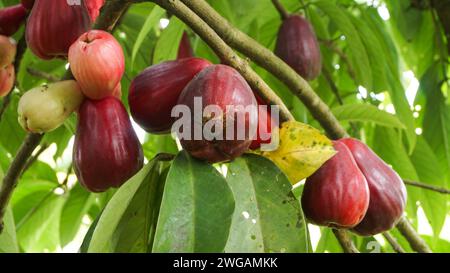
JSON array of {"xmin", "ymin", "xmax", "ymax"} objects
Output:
[{"xmin": 260, "ymin": 121, "xmax": 336, "ymax": 185}]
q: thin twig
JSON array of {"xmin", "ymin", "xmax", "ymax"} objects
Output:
[
  {"xmin": 404, "ymin": 180, "xmax": 450, "ymax": 195},
  {"xmin": 26, "ymin": 68, "xmax": 59, "ymax": 82},
  {"xmin": 383, "ymin": 232, "xmax": 406, "ymax": 253}
]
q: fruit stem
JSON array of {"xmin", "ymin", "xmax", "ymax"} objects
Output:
[
  {"xmin": 332, "ymin": 229, "xmax": 359, "ymax": 253},
  {"xmin": 396, "ymin": 217, "xmax": 432, "ymax": 253},
  {"xmin": 271, "ymin": 0, "xmax": 290, "ymax": 20}
]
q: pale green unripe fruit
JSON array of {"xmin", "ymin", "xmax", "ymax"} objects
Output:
[{"xmin": 18, "ymin": 80, "xmax": 84, "ymax": 133}]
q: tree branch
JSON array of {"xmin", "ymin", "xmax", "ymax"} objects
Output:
[
  {"xmin": 396, "ymin": 217, "xmax": 432, "ymax": 253},
  {"xmin": 151, "ymin": 0, "xmax": 294, "ymax": 122},
  {"xmin": 271, "ymin": 0, "xmax": 290, "ymax": 20},
  {"xmin": 179, "ymin": 0, "xmax": 347, "ymax": 139},
  {"xmin": 383, "ymin": 231, "xmax": 405, "ymax": 253},
  {"xmin": 404, "ymin": 179, "xmax": 450, "ymax": 195}
]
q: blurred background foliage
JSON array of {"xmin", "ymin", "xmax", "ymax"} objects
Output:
[{"xmin": 0, "ymin": 0, "xmax": 448, "ymax": 253}]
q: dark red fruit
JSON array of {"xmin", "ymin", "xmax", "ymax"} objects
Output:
[
  {"xmin": 21, "ymin": 0, "xmax": 35, "ymax": 10},
  {"xmin": 275, "ymin": 15, "xmax": 322, "ymax": 80},
  {"xmin": 74, "ymin": 97, "xmax": 144, "ymax": 192},
  {"xmin": 129, "ymin": 58, "xmax": 211, "ymax": 134},
  {"xmin": 0, "ymin": 4, "xmax": 27, "ymax": 36},
  {"xmin": 339, "ymin": 138, "xmax": 407, "ymax": 236},
  {"xmin": 176, "ymin": 64, "xmax": 258, "ymax": 163},
  {"xmin": 249, "ymin": 95, "xmax": 276, "ymax": 150},
  {"xmin": 26, "ymin": 0, "xmax": 91, "ymax": 59},
  {"xmin": 301, "ymin": 141, "xmax": 370, "ymax": 228},
  {"xmin": 177, "ymin": 32, "xmax": 194, "ymax": 59}
]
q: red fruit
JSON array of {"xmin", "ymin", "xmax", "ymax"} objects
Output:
[
  {"xmin": 177, "ymin": 64, "xmax": 258, "ymax": 163},
  {"xmin": 85, "ymin": 0, "xmax": 105, "ymax": 22},
  {"xmin": 0, "ymin": 64, "xmax": 14, "ymax": 97},
  {"xmin": 177, "ymin": 32, "xmax": 194, "ymax": 59},
  {"xmin": 0, "ymin": 4, "xmax": 27, "ymax": 36},
  {"xmin": 0, "ymin": 35, "xmax": 16, "ymax": 68},
  {"xmin": 73, "ymin": 97, "xmax": 144, "ymax": 192},
  {"xmin": 26, "ymin": 0, "xmax": 91, "ymax": 59},
  {"xmin": 249, "ymin": 95, "xmax": 277, "ymax": 150},
  {"xmin": 301, "ymin": 141, "xmax": 370, "ymax": 228},
  {"xmin": 69, "ymin": 30, "xmax": 124, "ymax": 100},
  {"xmin": 21, "ymin": 0, "xmax": 35, "ymax": 10},
  {"xmin": 339, "ymin": 138, "xmax": 407, "ymax": 236},
  {"xmin": 129, "ymin": 58, "xmax": 211, "ymax": 134},
  {"xmin": 275, "ymin": 15, "xmax": 322, "ymax": 80}
]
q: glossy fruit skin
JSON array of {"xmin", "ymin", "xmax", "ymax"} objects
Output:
[
  {"xmin": 249, "ymin": 95, "xmax": 277, "ymax": 150},
  {"xmin": 69, "ymin": 30, "xmax": 124, "ymax": 100},
  {"xmin": 275, "ymin": 15, "xmax": 322, "ymax": 81},
  {"xmin": 177, "ymin": 32, "xmax": 194, "ymax": 59},
  {"xmin": 339, "ymin": 138, "xmax": 407, "ymax": 236},
  {"xmin": 85, "ymin": 0, "xmax": 105, "ymax": 22},
  {"xmin": 129, "ymin": 58, "xmax": 211, "ymax": 134},
  {"xmin": 0, "ymin": 35, "xmax": 16, "ymax": 68},
  {"xmin": 301, "ymin": 141, "xmax": 370, "ymax": 228},
  {"xmin": 74, "ymin": 97, "xmax": 144, "ymax": 192},
  {"xmin": 18, "ymin": 80, "xmax": 84, "ymax": 133},
  {"xmin": 0, "ymin": 4, "xmax": 27, "ymax": 36},
  {"xmin": 26, "ymin": 0, "xmax": 91, "ymax": 59},
  {"xmin": 177, "ymin": 64, "xmax": 258, "ymax": 163},
  {"xmin": 0, "ymin": 64, "xmax": 14, "ymax": 97},
  {"xmin": 21, "ymin": 0, "xmax": 35, "ymax": 10}
]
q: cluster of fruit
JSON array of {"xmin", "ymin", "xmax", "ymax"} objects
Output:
[
  {"xmin": 14, "ymin": 0, "xmax": 142, "ymax": 193},
  {"xmin": 302, "ymin": 138, "xmax": 407, "ymax": 236},
  {"xmin": 276, "ymin": 15, "xmax": 407, "ymax": 236},
  {"xmin": 3, "ymin": 1, "xmax": 407, "ymax": 236}
]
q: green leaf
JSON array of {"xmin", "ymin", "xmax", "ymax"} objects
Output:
[
  {"xmin": 225, "ymin": 155, "xmax": 309, "ymax": 253},
  {"xmin": 0, "ymin": 207, "xmax": 19, "ymax": 253},
  {"xmin": 131, "ymin": 4, "xmax": 164, "ymax": 68},
  {"xmin": 16, "ymin": 194, "xmax": 66, "ymax": 252},
  {"xmin": 60, "ymin": 185, "xmax": 96, "ymax": 247},
  {"xmin": 332, "ymin": 104, "xmax": 405, "ymax": 129},
  {"xmin": 152, "ymin": 16, "xmax": 185, "ymax": 64},
  {"xmin": 410, "ymin": 137, "xmax": 448, "ymax": 237},
  {"xmin": 152, "ymin": 151, "xmax": 235, "ymax": 252},
  {"xmin": 87, "ymin": 158, "xmax": 162, "ymax": 253},
  {"xmin": 314, "ymin": 1, "xmax": 372, "ymax": 90}
]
